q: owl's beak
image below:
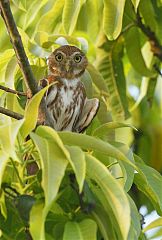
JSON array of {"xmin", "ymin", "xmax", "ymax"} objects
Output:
[{"xmin": 65, "ymin": 63, "xmax": 70, "ymax": 72}]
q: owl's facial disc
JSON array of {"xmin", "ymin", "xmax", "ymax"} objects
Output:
[{"xmin": 48, "ymin": 46, "xmax": 88, "ymax": 79}]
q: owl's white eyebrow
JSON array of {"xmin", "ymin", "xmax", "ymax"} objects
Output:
[{"xmin": 71, "ymin": 52, "xmax": 82, "ymax": 56}]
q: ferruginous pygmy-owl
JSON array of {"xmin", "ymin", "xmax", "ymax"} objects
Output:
[{"xmin": 40, "ymin": 45, "xmax": 99, "ymax": 132}]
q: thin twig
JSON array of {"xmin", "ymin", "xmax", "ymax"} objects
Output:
[
  {"xmin": 0, "ymin": 0, "xmax": 53, "ymax": 127},
  {"xmin": 0, "ymin": 85, "xmax": 26, "ymax": 96},
  {"xmin": 0, "ymin": 106, "xmax": 23, "ymax": 120}
]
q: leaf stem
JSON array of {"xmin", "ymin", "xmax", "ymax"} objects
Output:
[{"xmin": 10, "ymin": 158, "xmax": 24, "ymax": 187}]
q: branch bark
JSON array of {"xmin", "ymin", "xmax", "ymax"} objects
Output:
[
  {"xmin": 0, "ymin": 0, "xmax": 53, "ymax": 127},
  {"xmin": 0, "ymin": 85, "xmax": 26, "ymax": 96},
  {"xmin": 0, "ymin": 106, "xmax": 23, "ymax": 120},
  {"xmin": 136, "ymin": 11, "xmax": 162, "ymax": 62}
]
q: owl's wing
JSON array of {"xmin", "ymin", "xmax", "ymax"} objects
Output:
[{"xmin": 75, "ymin": 97, "xmax": 99, "ymax": 132}]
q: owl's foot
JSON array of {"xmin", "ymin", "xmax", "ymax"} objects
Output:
[{"xmin": 75, "ymin": 98, "xmax": 99, "ymax": 132}]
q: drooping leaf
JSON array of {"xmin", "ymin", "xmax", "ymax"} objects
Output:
[
  {"xmin": 92, "ymin": 122, "xmax": 137, "ymax": 137},
  {"xmin": 58, "ymin": 127, "xmax": 136, "ymax": 169},
  {"xmin": 103, "ymin": 0, "xmax": 126, "ymax": 40},
  {"xmin": 128, "ymin": 195, "xmax": 141, "ymax": 240},
  {"xmin": 20, "ymin": 85, "xmax": 49, "ymax": 139},
  {"xmin": 30, "ymin": 201, "xmax": 46, "ymax": 240},
  {"xmin": 31, "ymin": 126, "xmax": 70, "ymax": 210},
  {"xmin": 134, "ymin": 163, "xmax": 162, "ymax": 214},
  {"xmin": 0, "ymin": 118, "xmax": 24, "ymax": 162},
  {"xmin": 96, "ymin": 37, "xmax": 130, "ymax": 121},
  {"xmin": 139, "ymin": 0, "xmax": 157, "ymax": 33},
  {"xmin": 63, "ymin": 219, "xmax": 97, "ymax": 240},
  {"xmin": 62, "ymin": 0, "xmax": 85, "ymax": 35},
  {"xmin": 86, "ymin": 0, "xmax": 99, "ymax": 40},
  {"xmin": 91, "ymin": 204, "xmax": 116, "ymax": 240},
  {"xmin": 36, "ymin": 0, "xmax": 65, "ymax": 33},
  {"xmin": 66, "ymin": 146, "xmax": 86, "ymax": 193},
  {"xmin": 85, "ymin": 154, "xmax": 130, "ymax": 240},
  {"xmin": 125, "ymin": 27, "xmax": 154, "ymax": 77},
  {"xmin": 131, "ymin": 0, "xmax": 141, "ymax": 11},
  {"xmin": 30, "ymin": 126, "xmax": 70, "ymax": 239}
]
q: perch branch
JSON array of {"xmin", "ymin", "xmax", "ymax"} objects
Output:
[
  {"xmin": 136, "ymin": 11, "xmax": 162, "ymax": 62},
  {"xmin": 0, "ymin": 106, "xmax": 23, "ymax": 120},
  {"xmin": 0, "ymin": 0, "xmax": 53, "ymax": 126},
  {"xmin": 0, "ymin": 85, "xmax": 26, "ymax": 96}
]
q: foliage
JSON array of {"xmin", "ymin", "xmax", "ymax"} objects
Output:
[{"xmin": 0, "ymin": 0, "xmax": 162, "ymax": 239}]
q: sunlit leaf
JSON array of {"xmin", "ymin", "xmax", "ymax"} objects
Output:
[
  {"xmin": 85, "ymin": 154, "xmax": 130, "ymax": 240},
  {"xmin": 92, "ymin": 122, "xmax": 137, "ymax": 137},
  {"xmin": 63, "ymin": 219, "xmax": 97, "ymax": 240},
  {"xmin": 62, "ymin": 0, "xmax": 85, "ymax": 35},
  {"xmin": 143, "ymin": 217, "xmax": 162, "ymax": 233},
  {"xmin": 134, "ymin": 163, "xmax": 162, "ymax": 214},
  {"xmin": 30, "ymin": 201, "xmax": 45, "ymax": 240},
  {"xmin": 91, "ymin": 204, "xmax": 116, "ymax": 240},
  {"xmin": 125, "ymin": 27, "xmax": 154, "ymax": 77},
  {"xmin": 128, "ymin": 196, "xmax": 141, "ymax": 240},
  {"xmin": 103, "ymin": 0, "xmax": 126, "ymax": 40},
  {"xmin": 66, "ymin": 146, "xmax": 86, "ymax": 193},
  {"xmin": 20, "ymin": 85, "xmax": 49, "ymax": 139},
  {"xmin": 0, "ymin": 119, "xmax": 24, "ymax": 185},
  {"xmin": 131, "ymin": 0, "xmax": 140, "ymax": 11},
  {"xmin": 36, "ymin": 0, "xmax": 65, "ymax": 33},
  {"xmin": 58, "ymin": 131, "xmax": 136, "ymax": 169},
  {"xmin": 31, "ymin": 126, "xmax": 70, "ymax": 210}
]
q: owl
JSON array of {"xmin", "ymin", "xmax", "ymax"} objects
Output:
[{"xmin": 40, "ymin": 45, "xmax": 99, "ymax": 132}]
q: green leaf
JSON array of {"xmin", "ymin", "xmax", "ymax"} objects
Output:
[
  {"xmin": 128, "ymin": 196, "xmax": 141, "ymax": 240},
  {"xmin": 86, "ymin": 63, "xmax": 108, "ymax": 93},
  {"xmin": 30, "ymin": 126, "xmax": 70, "ymax": 239},
  {"xmin": 36, "ymin": 0, "xmax": 65, "ymax": 33},
  {"xmin": 92, "ymin": 122, "xmax": 137, "ymax": 137},
  {"xmin": 139, "ymin": 0, "xmax": 157, "ymax": 33},
  {"xmin": 134, "ymin": 163, "xmax": 162, "ymax": 214},
  {"xmin": 85, "ymin": 154, "xmax": 130, "ymax": 240},
  {"xmin": 125, "ymin": 27, "xmax": 154, "ymax": 77},
  {"xmin": 20, "ymin": 85, "xmax": 49, "ymax": 139},
  {"xmin": 86, "ymin": 0, "xmax": 99, "ymax": 40},
  {"xmin": 66, "ymin": 146, "xmax": 86, "ymax": 193},
  {"xmin": 63, "ymin": 219, "xmax": 97, "ymax": 240},
  {"xmin": 0, "ymin": 118, "xmax": 24, "ymax": 161},
  {"xmin": 96, "ymin": 38, "xmax": 130, "ymax": 121},
  {"xmin": 31, "ymin": 126, "xmax": 70, "ymax": 210},
  {"xmin": 0, "ymin": 151, "xmax": 9, "ymax": 187},
  {"xmin": 103, "ymin": 0, "xmax": 126, "ymax": 40},
  {"xmin": 0, "ymin": 49, "xmax": 15, "ymax": 82},
  {"xmin": 62, "ymin": 0, "xmax": 85, "ymax": 35},
  {"xmin": 92, "ymin": 205, "xmax": 116, "ymax": 240},
  {"xmin": 30, "ymin": 201, "xmax": 46, "ymax": 240},
  {"xmin": 58, "ymin": 131, "xmax": 136, "ymax": 169},
  {"xmin": 131, "ymin": 0, "xmax": 140, "ymax": 11},
  {"xmin": 143, "ymin": 217, "xmax": 162, "ymax": 233}
]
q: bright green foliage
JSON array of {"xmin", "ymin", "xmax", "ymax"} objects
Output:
[{"xmin": 0, "ymin": 0, "xmax": 162, "ymax": 240}]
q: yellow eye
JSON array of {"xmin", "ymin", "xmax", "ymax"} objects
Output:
[
  {"xmin": 55, "ymin": 53, "xmax": 63, "ymax": 62},
  {"xmin": 74, "ymin": 55, "xmax": 82, "ymax": 63}
]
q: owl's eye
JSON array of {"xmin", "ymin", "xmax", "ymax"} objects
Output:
[
  {"xmin": 74, "ymin": 55, "xmax": 82, "ymax": 63},
  {"xmin": 55, "ymin": 53, "xmax": 63, "ymax": 62}
]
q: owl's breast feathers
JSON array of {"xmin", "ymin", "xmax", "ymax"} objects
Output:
[{"xmin": 41, "ymin": 75, "xmax": 86, "ymax": 131}]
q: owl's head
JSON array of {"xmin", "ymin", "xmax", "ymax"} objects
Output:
[{"xmin": 47, "ymin": 45, "xmax": 88, "ymax": 79}]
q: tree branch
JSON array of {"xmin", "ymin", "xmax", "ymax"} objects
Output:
[
  {"xmin": 0, "ymin": 106, "xmax": 23, "ymax": 120},
  {"xmin": 0, "ymin": 85, "xmax": 27, "ymax": 96},
  {"xmin": 136, "ymin": 11, "xmax": 162, "ymax": 61},
  {"xmin": 0, "ymin": 0, "xmax": 53, "ymax": 127}
]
